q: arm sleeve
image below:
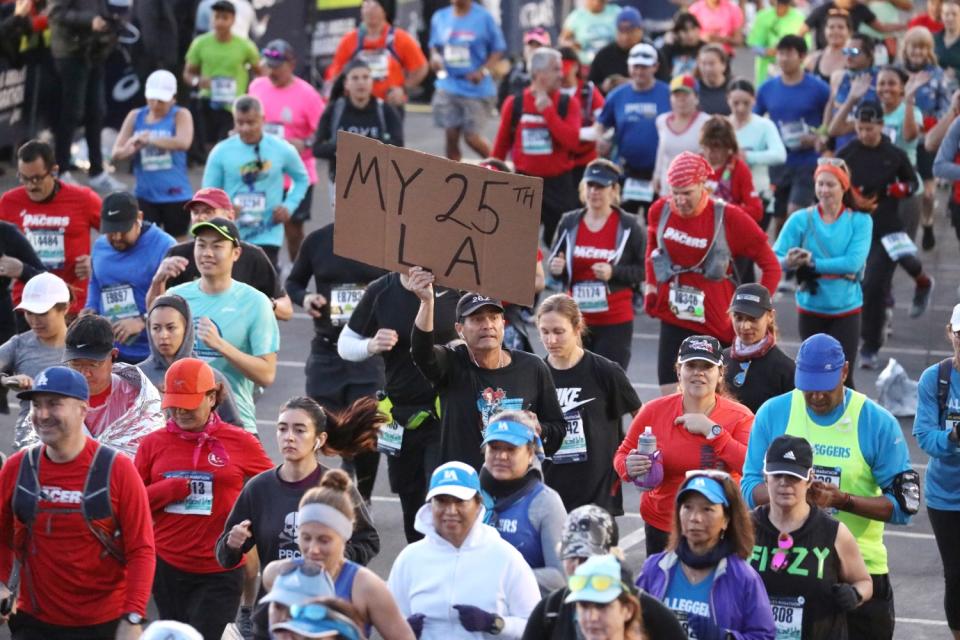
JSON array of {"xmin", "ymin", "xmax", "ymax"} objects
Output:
[
  {"xmin": 492, "ymin": 96, "xmax": 515, "ymax": 160},
  {"xmin": 501, "ymin": 558, "xmax": 541, "ymax": 639},
  {"xmin": 741, "ymin": 399, "xmax": 783, "ymax": 508},
  {"xmin": 410, "ymin": 325, "xmax": 451, "ymax": 387},
  {"xmin": 542, "ymin": 96, "xmax": 582, "ymax": 151},
  {"xmin": 346, "ymin": 484, "xmax": 381, "ymax": 565},
  {"xmin": 744, "ymin": 119, "xmax": 787, "ymax": 167},
  {"xmin": 338, "ymin": 327, "xmax": 374, "ymax": 362},
  {"xmin": 812, "ymin": 213, "xmax": 872, "ymax": 275},
  {"xmin": 912, "ymin": 366, "xmax": 959, "ymax": 459},
  {"xmin": 215, "ymin": 483, "xmax": 257, "ymax": 568},
  {"xmin": 114, "ymin": 457, "xmax": 157, "ymax": 617}
]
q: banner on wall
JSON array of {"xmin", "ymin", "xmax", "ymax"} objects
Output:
[
  {"xmin": 0, "ymin": 61, "xmax": 27, "ymax": 147},
  {"xmin": 498, "ymin": 0, "xmax": 562, "ymax": 56}
]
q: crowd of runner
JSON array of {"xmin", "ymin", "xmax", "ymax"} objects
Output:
[{"xmin": 0, "ymin": 0, "xmax": 958, "ymax": 638}]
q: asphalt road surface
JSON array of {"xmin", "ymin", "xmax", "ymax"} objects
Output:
[{"xmin": 0, "ymin": 102, "xmax": 954, "ymax": 640}]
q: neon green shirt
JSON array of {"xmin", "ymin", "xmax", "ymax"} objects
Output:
[
  {"xmin": 747, "ymin": 7, "xmax": 806, "ymax": 85},
  {"xmin": 185, "ymin": 31, "xmax": 260, "ymax": 107}
]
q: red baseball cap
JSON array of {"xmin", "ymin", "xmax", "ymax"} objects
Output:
[
  {"xmin": 162, "ymin": 358, "xmax": 217, "ymax": 410},
  {"xmin": 183, "ymin": 187, "xmax": 233, "ymax": 213}
]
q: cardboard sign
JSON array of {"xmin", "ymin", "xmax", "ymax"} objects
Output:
[{"xmin": 333, "ymin": 131, "xmax": 543, "ymax": 305}]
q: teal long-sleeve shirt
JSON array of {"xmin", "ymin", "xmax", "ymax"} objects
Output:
[
  {"xmin": 742, "ymin": 390, "xmax": 914, "ymax": 525},
  {"xmin": 772, "ymin": 206, "xmax": 872, "ymax": 316},
  {"xmin": 912, "ymin": 361, "xmax": 960, "ymax": 510},
  {"xmin": 202, "ymin": 133, "xmax": 308, "ymax": 249}
]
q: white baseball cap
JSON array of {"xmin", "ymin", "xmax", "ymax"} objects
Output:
[
  {"xmin": 16, "ymin": 272, "xmax": 70, "ymax": 314},
  {"xmin": 145, "ymin": 70, "xmax": 177, "ymax": 102},
  {"xmin": 951, "ymin": 304, "xmax": 960, "ymax": 332},
  {"xmin": 141, "ymin": 621, "xmax": 203, "ymax": 640}
]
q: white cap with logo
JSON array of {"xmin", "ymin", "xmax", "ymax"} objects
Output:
[
  {"xmin": 16, "ymin": 272, "xmax": 70, "ymax": 314},
  {"xmin": 145, "ymin": 70, "xmax": 178, "ymax": 102}
]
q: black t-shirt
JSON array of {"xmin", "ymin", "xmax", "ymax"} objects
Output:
[
  {"xmin": 750, "ymin": 505, "xmax": 846, "ymax": 640},
  {"xmin": 806, "ymin": 2, "xmax": 877, "ymax": 50},
  {"xmin": 521, "ymin": 586, "xmax": 687, "ymax": 640},
  {"xmin": 165, "ymin": 240, "xmax": 284, "ymax": 299},
  {"xmin": 285, "ymin": 224, "xmax": 387, "ymax": 344},
  {"xmin": 722, "ymin": 344, "xmax": 795, "ymax": 414},
  {"xmin": 544, "ymin": 350, "xmax": 641, "ymax": 515},
  {"xmin": 699, "ymin": 80, "xmax": 731, "ymax": 116},
  {"xmin": 837, "ymin": 138, "xmax": 918, "ymax": 238},
  {"xmin": 312, "ymin": 98, "xmax": 405, "ymax": 179},
  {"xmin": 588, "ymin": 39, "xmax": 670, "ymax": 92},
  {"xmin": 348, "ymin": 273, "xmax": 459, "ymax": 411},
  {"xmin": 660, "ymin": 42, "xmax": 703, "ymax": 79},
  {"xmin": 411, "ymin": 327, "xmax": 567, "ymax": 470}
]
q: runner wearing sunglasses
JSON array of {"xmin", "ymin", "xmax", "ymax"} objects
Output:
[
  {"xmin": 750, "ymin": 434, "xmax": 873, "ymax": 640},
  {"xmin": 271, "ymin": 597, "xmax": 366, "ymax": 640},
  {"xmin": 563, "ymin": 555, "xmax": 651, "ymax": 640},
  {"xmin": 636, "ymin": 470, "xmax": 776, "ymax": 640}
]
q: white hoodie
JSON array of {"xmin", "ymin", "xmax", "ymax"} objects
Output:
[{"xmin": 387, "ymin": 504, "xmax": 541, "ymax": 640}]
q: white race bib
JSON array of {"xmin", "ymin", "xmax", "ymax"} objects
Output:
[
  {"xmin": 357, "ymin": 49, "xmax": 390, "ymax": 79},
  {"xmin": 376, "ymin": 421, "xmax": 404, "ymax": 456},
  {"xmin": 554, "ymin": 410, "xmax": 587, "ymax": 464},
  {"xmin": 100, "ymin": 284, "xmax": 140, "ymax": 321},
  {"xmin": 25, "ymin": 228, "xmax": 65, "ymax": 269},
  {"xmin": 210, "ymin": 76, "xmax": 237, "ymax": 104},
  {"xmin": 623, "ymin": 178, "xmax": 654, "ymax": 203},
  {"xmin": 769, "ymin": 596, "xmax": 804, "ymax": 640},
  {"xmin": 668, "ymin": 282, "xmax": 706, "ymax": 323},
  {"xmin": 813, "ymin": 464, "xmax": 842, "ymax": 515},
  {"xmin": 572, "ymin": 280, "xmax": 609, "ymax": 313},
  {"xmin": 779, "ymin": 120, "xmax": 809, "ymax": 151},
  {"xmin": 263, "ymin": 122, "xmax": 286, "ymax": 139},
  {"xmin": 140, "ymin": 146, "xmax": 173, "ymax": 172},
  {"xmin": 521, "ymin": 127, "xmax": 553, "ymax": 155},
  {"xmin": 880, "ymin": 232, "xmax": 917, "ymax": 261},
  {"xmin": 330, "ymin": 284, "xmax": 365, "ymax": 326},
  {"xmin": 443, "ymin": 44, "xmax": 472, "ymax": 68},
  {"xmin": 163, "ymin": 471, "xmax": 214, "ymax": 515},
  {"xmin": 235, "ymin": 192, "xmax": 267, "ymax": 216}
]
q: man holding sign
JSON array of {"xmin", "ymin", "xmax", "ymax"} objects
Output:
[{"xmin": 407, "ymin": 267, "xmax": 566, "ymax": 470}]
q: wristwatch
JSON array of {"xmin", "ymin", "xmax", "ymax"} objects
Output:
[
  {"xmin": 707, "ymin": 424, "xmax": 723, "ymax": 440},
  {"xmin": 489, "ymin": 614, "xmax": 505, "ymax": 635},
  {"xmin": 123, "ymin": 612, "xmax": 144, "ymax": 625}
]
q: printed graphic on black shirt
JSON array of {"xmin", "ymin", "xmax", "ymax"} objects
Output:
[
  {"xmin": 477, "ymin": 387, "xmax": 524, "ymax": 427},
  {"xmin": 277, "ymin": 510, "xmax": 302, "ymax": 560}
]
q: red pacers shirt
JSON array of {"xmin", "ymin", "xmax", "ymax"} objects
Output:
[
  {"xmin": 571, "ymin": 212, "xmax": 633, "ymax": 325},
  {"xmin": 0, "ymin": 183, "xmax": 101, "ymax": 315},
  {"xmin": 492, "ymin": 89, "xmax": 581, "ymax": 177}
]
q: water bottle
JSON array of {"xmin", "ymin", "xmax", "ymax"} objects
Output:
[{"xmin": 634, "ymin": 427, "xmax": 657, "ymax": 491}]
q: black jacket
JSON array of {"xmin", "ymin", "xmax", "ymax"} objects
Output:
[
  {"xmin": 722, "ymin": 343, "xmax": 795, "ymax": 414},
  {"xmin": 49, "ymin": 0, "xmax": 116, "ymax": 60},
  {"xmin": 0, "ymin": 221, "xmax": 45, "ymax": 339},
  {"xmin": 547, "ymin": 206, "xmax": 645, "ymax": 294}
]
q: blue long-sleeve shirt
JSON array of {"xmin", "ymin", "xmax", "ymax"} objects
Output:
[
  {"xmin": 202, "ymin": 132, "xmax": 309, "ymax": 249},
  {"xmin": 87, "ymin": 222, "xmax": 176, "ymax": 361},
  {"xmin": 933, "ymin": 115, "xmax": 960, "ymax": 182},
  {"xmin": 743, "ymin": 390, "xmax": 914, "ymax": 525},
  {"xmin": 913, "ymin": 361, "xmax": 960, "ymax": 510},
  {"xmin": 772, "ymin": 206, "xmax": 872, "ymax": 316}
]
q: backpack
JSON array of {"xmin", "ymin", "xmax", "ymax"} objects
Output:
[
  {"xmin": 352, "ymin": 25, "xmax": 401, "ymax": 67},
  {"xmin": 937, "ymin": 357, "xmax": 954, "ymax": 422},
  {"xmin": 651, "ymin": 200, "xmax": 733, "ymax": 283},
  {"xmin": 13, "ymin": 444, "xmax": 125, "ymax": 565},
  {"xmin": 330, "ymin": 97, "xmax": 390, "ymax": 144},
  {"xmin": 509, "ymin": 90, "xmax": 571, "ymax": 139}
]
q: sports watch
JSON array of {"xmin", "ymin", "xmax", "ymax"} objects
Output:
[
  {"xmin": 489, "ymin": 614, "xmax": 505, "ymax": 635},
  {"xmin": 123, "ymin": 612, "xmax": 144, "ymax": 625},
  {"xmin": 707, "ymin": 424, "xmax": 723, "ymax": 440}
]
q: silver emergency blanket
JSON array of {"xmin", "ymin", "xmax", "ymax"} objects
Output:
[
  {"xmin": 876, "ymin": 358, "xmax": 918, "ymax": 418},
  {"xmin": 16, "ymin": 363, "xmax": 164, "ymax": 458}
]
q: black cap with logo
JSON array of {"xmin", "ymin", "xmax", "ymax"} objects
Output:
[
  {"xmin": 677, "ymin": 335, "xmax": 723, "ymax": 366},
  {"xmin": 456, "ymin": 293, "xmax": 504, "ymax": 320},
  {"xmin": 64, "ymin": 315, "xmax": 116, "ymax": 362},
  {"xmin": 764, "ymin": 434, "xmax": 814, "ymax": 479},
  {"xmin": 730, "ymin": 283, "xmax": 773, "ymax": 318},
  {"xmin": 100, "ymin": 191, "xmax": 140, "ymax": 234},
  {"xmin": 190, "ymin": 217, "xmax": 240, "ymax": 246}
]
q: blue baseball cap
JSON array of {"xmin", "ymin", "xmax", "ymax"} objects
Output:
[
  {"xmin": 617, "ymin": 6, "xmax": 642, "ymax": 28},
  {"xmin": 564, "ymin": 554, "xmax": 625, "ymax": 604},
  {"xmin": 677, "ymin": 475, "xmax": 729, "ymax": 506},
  {"xmin": 482, "ymin": 420, "xmax": 537, "ymax": 447},
  {"xmin": 18, "ymin": 366, "xmax": 89, "ymax": 402},
  {"xmin": 426, "ymin": 461, "xmax": 481, "ymax": 501},
  {"xmin": 795, "ymin": 333, "xmax": 846, "ymax": 392}
]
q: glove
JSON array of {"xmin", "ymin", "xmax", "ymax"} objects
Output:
[
  {"xmin": 632, "ymin": 450, "xmax": 664, "ymax": 490},
  {"xmin": 886, "ymin": 181, "xmax": 911, "ymax": 199},
  {"xmin": 407, "ymin": 613, "xmax": 426, "ymax": 639},
  {"xmin": 832, "ymin": 583, "xmax": 862, "ymax": 612},
  {"xmin": 795, "ymin": 264, "xmax": 820, "ymax": 295},
  {"xmin": 686, "ymin": 613, "xmax": 726, "ymax": 640},
  {"xmin": 453, "ymin": 604, "xmax": 498, "ymax": 633}
]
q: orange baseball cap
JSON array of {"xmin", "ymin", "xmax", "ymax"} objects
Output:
[{"xmin": 162, "ymin": 358, "xmax": 217, "ymax": 410}]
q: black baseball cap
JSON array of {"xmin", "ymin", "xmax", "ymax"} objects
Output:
[
  {"xmin": 764, "ymin": 434, "xmax": 814, "ymax": 479},
  {"xmin": 211, "ymin": 0, "xmax": 236, "ymax": 13},
  {"xmin": 190, "ymin": 217, "xmax": 240, "ymax": 246},
  {"xmin": 730, "ymin": 283, "xmax": 773, "ymax": 318},
  {"xmin": 677, "ymin": 335, "xmax": 723, "ymax": 366},
  {"xmin": 100, "ymin": 191, "xmax": 140, "ymax": 234},
  {"xmin": 855, "ymin": 100, "xmax": 885, "ymax": 124},
  {"xmin": 457, "ymin": 293, "xmax": 504, "ymax": 320},
  {"xmin": 583, "ymin": 162, "xmax": 620, "ymax": 187},
  {"xmin": 64, "ymin": 315, "xmax": 115, "ymax": 362}
]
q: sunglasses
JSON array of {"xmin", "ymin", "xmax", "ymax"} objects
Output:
[
  {"xmin": 842, "ymin": 46, "xmax": 861, "ymax": 56},
  {"xmin": 684, "ymin": 468, "xmax": 732, "ymax": 482},
  {"xmin": 771, "ymin": 532, "xmax": 794, "ymax": 571},
  {"xmin": 242, "ymin": 143, "xmax": 266, "ymax": 187},
  {"xmin": 817, "ymin": 157, "xmax": 848, "ymax": 169},
  {"xmin": 733, "ymin": 360, "xmax": 750, "ymax": 386},
  {"xmin": 568, "ymin": 574, "xmax": 625, "ymax": 593},
  {"xmin": 263, "ymin": 48, "xmax": 288, "ymax": 60},
  {"xmin": 287, "ymin": 604, "xmax": 362, "ymax": 640}
]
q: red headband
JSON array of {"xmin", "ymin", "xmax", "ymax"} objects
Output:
[
  {"xmin": 814, "ymin": 164, "xmax": 851, "ymax": 192},
  {"xmin": 667, "ymin": 151, "xmax": 713, "ymax": 188}
]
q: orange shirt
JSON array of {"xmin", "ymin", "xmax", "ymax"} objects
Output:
[
  {"xmin": 614, "ymin": 393, "xmax": 754, "ymax": 532},
  {"xmin": 326, "ymin": 25, "xmax": 427, "ymax": 100}
]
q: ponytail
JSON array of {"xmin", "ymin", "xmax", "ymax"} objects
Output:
[{"xmin": 280, "ymin": 396, "xmax": 386, "ymax": 457}]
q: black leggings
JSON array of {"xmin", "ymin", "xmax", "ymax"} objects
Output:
[
  {"xmin": 583, "ymin": 321, "xmax": 634, "ymax": 370},
  {"xmin": 798, "ymin": 311, "xmax": 860, "ymax": 390},
  {"xmin": 645, "ymin": 523, "xmax": 671, "ymax": 557},
  {"xmin": 929, "ymin": 506, "xmax": 960, "ymax": 630},
  {"xmin": 153, "ymin": 556, "xmax": 244, "ymax": 640}
]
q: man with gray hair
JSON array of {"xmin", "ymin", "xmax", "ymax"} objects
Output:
[
  {"xmin": 201, "ymin": 95, "xmax": 309, "ymax": 269},
  {"xmin": 492, "ymin": 47, "xmax": 582, "ymax": 243}
]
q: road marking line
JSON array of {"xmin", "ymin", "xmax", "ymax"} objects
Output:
[
  {"xmin": 372, "ymin": 496, "xmax": 402, "ymax": 503},
  {"xmin": 631, "ymin": 333, "xmax": 952, "ymax": 358},
  {"xmin": 884, "ymin": 531, "xmax": 936, "ymax": 540},
  {"xmin": 896, "ymin": 617, "xmax": 948, "ymax": 626},
  {"xmin": 619, "ymin": 526, "xmax": 647, "ymax": 551}
]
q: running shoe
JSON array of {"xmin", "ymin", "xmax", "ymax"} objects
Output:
[
  {"xmin": 910, "ymin": 277, "xmax": 934, "ymax": 318},
  {"xmin": 88, "ymin": 171, "xmax": 128, "ymax": 194},
  {"xmin": 859, "ymin": 350, "xmax": 879, "ymax": 370},
  {"xmin": 922, "ymin": 225, "xmax": 936, "ymax": 251},
  {"xmin": 236, "ymin": 606, "xmax": 254, "ymax": 640}
]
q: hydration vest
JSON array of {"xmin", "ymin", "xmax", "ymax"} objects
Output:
[
  {"xmin": 491, "ymin": 482, "xmax": 546, "ymax": 568},
  {"xmin": 651, "ymin": 200, "xmax": 732, "ymax": 283}
]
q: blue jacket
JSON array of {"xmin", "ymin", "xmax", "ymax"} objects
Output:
[
  {"xmin": 637, "ymin": 551, "xmax": 776, "ymax": 640},
  {"xmin": 913, "ymin": 361, "xmax": 960, "ymax": 510}
]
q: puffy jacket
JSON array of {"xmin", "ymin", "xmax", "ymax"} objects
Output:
[
  {"xmin": 636, "ymin": 550, "xmax": 776, "ymax": 640},
  {"xmin": 18, "ymin": 363, "xmax": 164, "ymax": 458},
  {"xmin": 387, "ymin": 504, "xmax": 540, "ymax": 640},
  {"xmin": 547, "ymin": 206, "xmax": 646, "ymax": 294},
  {"xmin": 49, "ymin": 0, "xmax": 117, "ymax": 60}
]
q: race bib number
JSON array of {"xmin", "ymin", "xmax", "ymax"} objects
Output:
[
  {"xmin": 25, "ymin": 228, "xmax": 65, "ymax": 269},
  {"xmin": 521, "ymin": 127, "xmax": 553, "ymax": 155},
  {"xmin": 376, "ymin": 421, "xmax": 404, "ymax": 456},
  {"xmin": 263, "ymin": 122, "xmax": 286, "ymax": 138},
  {"xmin": 623, "ymin": 178, "xmax": 654, "ymax": 203},
  {"xmin": 779, "ymin": 120, "xmax": 809, "ymax": 151},
  {"xmin": 140, "ymin": 145, "xmax": 173, "ymax": 172},
  {"xmin": 554, "ymin": 411, "xmax": 587, "ymax": 464},
  {"xmin": 330, "ymin": 284, "xmax": 365, "ymax": 326},
  {"xmin": 357, "ymin": 49, "xmax": 390, "ymax": 79},
  {"xmin": 210, "ymin": 76, "xmax": 237, "ymax": 104},
  {"xmin": 769, "ymin": 596, "xmax": 804, "ymax": 640},
  {"xmin": 812, "ymin": 464, "xmax": 841, "ymax": 487},
  {"xmin": 668, "ymin": 282, "xmax": 706, "ymax": 323},
  {"xmin": 947, "ymin": 411, "xmax": 960, "ymax": 434},
  {"xmin": 880, "ymin": 232, "xmax": 917, "ymax": 261},
  {"xmin": 572, "ymin": 280, "xmax": 609, "ymax": 313},
  {"xmin": 163, "ymin": 471, "xmax": 213, "ymax": 515},
  {"xmin": 100, "ymin": 284, "xmax": 140, "ymax": 321},
  {"xmin": 235, "ymin": 192, "xmax": 267, "ymax": 216},
  {"xmin": 443, "ymin": 44, "xmax": 472, "ymax": 68}
]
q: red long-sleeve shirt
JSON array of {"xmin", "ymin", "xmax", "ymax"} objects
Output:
[
  {"xmin": 0, "ymin": 438, "xmax": 155, "ymax": 626},
  {"xmin": 613, "ymin": 393, "xmax": 753, "ymax": 532},
  {"xmin": 134, "ymin": 414, "xmax": 273, "ymax": 574},
  {"xmin": 709, "ymin": 157, "xmax": 763, "ymax": 223},
  {"xmin": 644, "ymin": 197, "xmax": 781, "ymax": 342},
  {"xmin": 492, "ymin": 89, "xmax": 582, "ymax": 177}
]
